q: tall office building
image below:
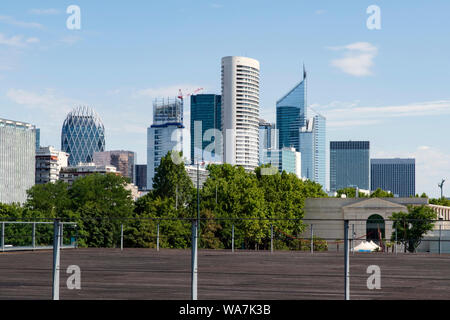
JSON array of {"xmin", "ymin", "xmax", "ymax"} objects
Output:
[
  {"xmin": 276, "ymin": 66, "xmax": 307, "ymax": 151},
  {"xmin": 330, "ymin": 141, "xmax": 370, "ymax": 192},
  {"xmin": 147, "ymin": 97, "xmax": 184, "ymax": 189},
  {"xmin": 221, "ymin": 56, "xmax": 260, "ymax": 171},
  {"xmin": 190, "ymin": 94, "xmax": 222, "ymax": 163},
  {"xmin": 93, "ymin": 150, "xmax": 136, "ymax": 183},
  {"xmin": 0, "ymin": 118, "xmax": 36, "ymax": 204},
  {"xmin": 371, "ymin": 158, "xmax": 415, "ymax": 197},
  {"xmin": 261, "ymin": 147, "xmax": 301, "ymax": 178},
  {"xmin": 135, "ymin": 164, "xmax": 147, "ymax": 191},
  {"xmin": 299, "ymin": 114, "xmax": 326, "ymax": 188},
  {"xmin": 35, "ymin": 146, "xmax": 69, "ymax": 184},
  {"xmin": 35, "ymin": 128, "xmax": 40, "ymax": 151},
  {"xmin": 259, "ymin": 119, "xmax": 277, "ymax": 165},
  {"xmin": 61, "ymin": 106, "xmax": 106, "ymax": 166}
]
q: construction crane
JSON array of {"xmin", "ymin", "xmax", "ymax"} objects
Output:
[{"xmin": 178, "ymin": 88, "xmax": 204, "ymax": 100}]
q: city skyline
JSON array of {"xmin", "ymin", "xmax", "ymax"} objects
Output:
[{"xmin": 0, "ymin": 1, "xmax": 449, "ymax": 196}]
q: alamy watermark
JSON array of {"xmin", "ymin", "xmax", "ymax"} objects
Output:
[
  {"xmin": 367, "ymin": 5, "xmax": 381, "ymax": 30},
  {"xmin": 66, "ymin": 5, "xmax": 81, "ymax": 30},
  {"xmin": 366, "ymin": 265, "xmax": 381, "ymax": 290}
]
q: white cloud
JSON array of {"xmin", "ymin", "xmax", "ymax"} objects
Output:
[
  {"xmin": 60, "ymin": 35, "xmax": 82, "ymax": 45},
  {"xmin": 134, "ymin": 85, "xmax": 205, "ymax": 99},
  {"xmin": 6, "ymin": 89, "xmax": 78, "ymax": 118},
  {"xmin": 29, "ymin": 8, "xmax": 60, "ymax": 15},
  {"xmin": 329, "ymin": 42, "xmax": 378, "ymax": 76},
  {"xmin": 0, "ymin": 33, "xmax": 40, "ymax": 47},
  {"xmin": 25, "ymin": 37, "xmax": 40, "ymax": 44},
  {"xmin": 314, "ymin": 99, "xmax": 450, "ymax": 128},
  {"xmin": 0, "ymin": 15, "xmax": 44, "ymax": 29}
]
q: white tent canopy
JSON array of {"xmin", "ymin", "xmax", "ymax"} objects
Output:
[{"xmin": 353, "ymin": 241, "xmax": 380, "ymax": 252}]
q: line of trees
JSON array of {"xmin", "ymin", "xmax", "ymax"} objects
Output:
[{"xmin": 0, "ymin": 151, "xmax": 328, "ymax": 250}]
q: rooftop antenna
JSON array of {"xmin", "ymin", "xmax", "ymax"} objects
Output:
[{"xmin": 438, "ymin": 179, "xmax": 445, "ymax": 199}]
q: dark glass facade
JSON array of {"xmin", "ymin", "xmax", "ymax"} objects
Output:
[
  {"xmin": 371, "ymin": 159, "xmax": 415, "ymax": 197},
  {"xmin": 61, "ymin": 106, "xmax": 106, "ymax": 166},
  {"xmin": 135, "ymin": 164, "xmax": 147, "ymax": 191},
  {"xmin": 190, "ymin": 94, "xmax": 222, "ymax": 163},
  {"xmin": 330, "ymin": 141, "xmax": 370, "ymax": 192}
]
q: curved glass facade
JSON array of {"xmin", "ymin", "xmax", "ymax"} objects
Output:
[
  {"xmin": 276, "ymin": 70, "xmax": 306, "ymax": 151},
  {"xmin": 61, "ymin": 106, "xmax": 106, "ymax": 166}
]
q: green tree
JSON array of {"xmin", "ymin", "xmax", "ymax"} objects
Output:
[
  {"xmin": 390, "ymin": 205, "xmax": 437, "ymax": 253},
  {"xmin": 201, "ymin": 164, "xmax": 267, "ymax": 249},
  {"xmin": 152, "ymin": 151, "xmax": 194, "ymax": 209},
  {"xmin": 429, "ymin": 198, "xmax": 450, "ymax": 206},
  {"xmin": 25, "ymin": 180, "xmax": 71, "ymax": 218},
  {"xmin": 68, "ymin": 173, "xmax": 135, "ymax": 247},
  {"xmin": 336, "ymin": 187, "xmax": 369, "ymax": 198},
  {"xmin": 370, "ymin": 188, "xmax": 394, "ymax": 198}
]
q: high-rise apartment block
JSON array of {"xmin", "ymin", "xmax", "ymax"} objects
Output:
[
  {"xmin": 35, "ymin": 146, "xmax": 69, "ymax": 184},
  {"xmin": 221, "ymin": 56, "xmax": 260, "ymax": 171},
  {"xmin": 0, "ymin": 118, "xmax": 36, "ymax": 204},
  {"xmin": 147, "ymin": 98, "xmax": 184, "ymax": 189},
  {"xmin": 330, "ymin": 141, "xmax": 370, "ymax": 192},
  {"xmin": 190, "ymin": 94, "xmax": 222, "ymax": 163},
  {"xmin": 59, "ymin": 163, "xmax": 118, "ymax": 186},
  {"xmin": 371, "ymin": 158, "xmax": 416, "ymax": 197},
  {"xmin": 93, "ymin": 150, "xmax": 136, "ymax": 183}
]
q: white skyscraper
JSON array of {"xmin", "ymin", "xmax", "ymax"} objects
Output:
[
  {"xmin": 147, "ymin": 98, "xmax": 184, "ymax": 189},
  {"xmin": 221, "ymin": 56, "xmax": 260, "ymax": 171}
]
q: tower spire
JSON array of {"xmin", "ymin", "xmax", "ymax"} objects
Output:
[{"xmin": 303, "ymin": 63, "xmax": 306, "ymax": 80}]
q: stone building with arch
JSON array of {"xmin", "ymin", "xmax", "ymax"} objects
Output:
[{"xmin": 301, "ymin": 197, "xmax": 443, "ymax": 251}]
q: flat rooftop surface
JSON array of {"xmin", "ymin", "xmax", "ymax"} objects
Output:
[{"xmin": 1, "ymin": 248, "xmax": 449, "ymax": 300}]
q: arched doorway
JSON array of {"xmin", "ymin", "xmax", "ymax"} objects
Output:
[{"xmin": 366, "ymin": 214, "xmax": 385, "ymax": 243}]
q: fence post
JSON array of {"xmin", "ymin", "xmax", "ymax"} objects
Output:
[
  {"xmin": 157, "ymin": 223, "xmax": 160, "ymax": 252},
  {"xmin": 32, "ymin": 222, "xmax": 36, "ymax": 249},
  {"xmin": 232, "ymin": 224, "xmax": 235, "ymax": 253},
  {"xmin": 395, "ymin": 226, "xmax": 397, "ymax": 255},
  {"xmin": 344, "ymin": 220, "xmax": 350, "ymax": 301},
  {"xmin": 1, "ymin": 222, "xmax": 5, "ymax": 252},
  {"xmin": 310, "ymin": 224, "xmax": 314, "ymax": 254},
  {"xmin": 120, "ymin": 224, "xmax": 124, "ymax": 251},
  {"xmin": 271, "ymin": 224, "xmax": 274, "ymax": 253},
  {"xmin": 439, "ymin": 224, "xmax": 442, "ymax": 255},
  {"xmin": 351, "ymin": 224, "xmax": 355, "ymax": 255},
  {"xmin": 60, "ymin": 223, "xmax": 64, "ymax": 247},
  {"xmin": 191, "ymin": 220, "xmax": 198, "ymax": 300},
  {"xmin": 52, "ymin": 219, "xmax": 61, "ymax": 300}
]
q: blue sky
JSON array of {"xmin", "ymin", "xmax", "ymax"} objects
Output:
[{"xmin": 0, "ymin": 0, "xmax": 449, "ymax": 196}]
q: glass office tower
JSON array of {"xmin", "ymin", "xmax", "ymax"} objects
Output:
[
  {"xmin": 259, "ymin": 119, "xmax": 277, "ymax": 165},
  {"xmin": 330, "ymin": 141, "xmax": 370, "ymax": 192},
  {"xmin": 0, "ymin": 118, "xmax": 36, "ymax": 204},
  {"xmin": 299, "ymin": 114, "xmax": 326, "ymax": 188},
  {"xmin": 276, "ymin": 66, "xmax": 307, "ymax": 151},
  {"xmin": 61, "ymin": 106, "xmax": 106, "ymax": 166},
  {"xmin": 190, "ymin": 94, "xmax": 222, "ymax": 163},
  {"xmin": 371, "ymin": 158, "xmax": 415, "ymax": 197}
]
